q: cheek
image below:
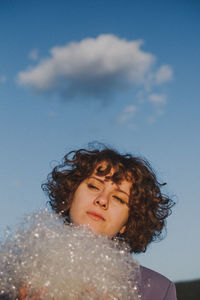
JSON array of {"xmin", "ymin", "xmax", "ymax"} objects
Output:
[
  {"xmin": 111, "ymin": 207, "xmax": 129, "ymax": 227},
  {"xmin": 69, "ymin": 189, "xmax": 89, "ymax": 222},
  {"xmin": 69, "ymin": 201, "xmax": 82, "ymax": 225},
  {"xmin": 69, "ymin": 193, "xmax": 81, "ymax": 221},
  {"xmin": 121, "ymin": 207, "xmax": 129, "ymax": 224}
]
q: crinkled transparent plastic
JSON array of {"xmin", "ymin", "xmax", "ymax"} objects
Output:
[{"xmin": 0, "ymin": 210, "xmax": 142, "ymax": 299}]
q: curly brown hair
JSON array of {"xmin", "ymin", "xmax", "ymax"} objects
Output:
[{"xmin": 42, "ymin": 146, "xmax": 175, "ymax": 253}]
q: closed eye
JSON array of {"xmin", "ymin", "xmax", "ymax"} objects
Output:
[
  {"xmin": 113, "ymin": 195, "xmax": 126, "ymax": 204},
  {"xmin": 88, "ymin": 184, "xmax": 99, "ymax": 190}
]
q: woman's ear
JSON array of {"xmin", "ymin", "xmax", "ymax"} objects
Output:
[{"xmin": 119, "ymin": 225, "xmax": 126, "ymax": 234}]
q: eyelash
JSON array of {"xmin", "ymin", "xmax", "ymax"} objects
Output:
[
  {"xmin": 88, "ymin": 183, "xmax": 99, "ymax": 190},
  {"xmin": 88, "ymin": 183, "xmax": 127, "ymax": 205},
  {"xmin": 113, "ymin": 196, "xmax": 125, "ymax": 204}
]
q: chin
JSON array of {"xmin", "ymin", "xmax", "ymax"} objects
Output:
[{"xmin": 84, "ymin": 223, "xmax": 104, "ymax": 235}]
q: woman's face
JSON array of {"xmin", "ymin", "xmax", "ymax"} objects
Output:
[{"xmin": 69, "ymin": 167, "xmax": 131, "ymax": 236}]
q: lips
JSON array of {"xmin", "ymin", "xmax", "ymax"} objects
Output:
[{"xmin": 86, "ymin": 211, "xmax": 105, "ymax": 221}]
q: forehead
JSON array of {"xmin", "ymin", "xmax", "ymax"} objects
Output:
[{"xmin": 92, "ymin": 162, "xmax": 133, "ymax": 186}]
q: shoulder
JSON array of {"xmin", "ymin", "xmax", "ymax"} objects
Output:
[{"xmin": 140, "ymin": 265, "xmax": 177, "ymax": 300}]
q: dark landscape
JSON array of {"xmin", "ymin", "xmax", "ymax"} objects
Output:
[{"xmin": 175, "ymin": 279, "xmax": 200, "ymax": 300}]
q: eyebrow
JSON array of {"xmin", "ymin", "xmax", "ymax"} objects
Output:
[{"xmin": 88, "ymin": 176, "xmax": 130, "ymax": 197}]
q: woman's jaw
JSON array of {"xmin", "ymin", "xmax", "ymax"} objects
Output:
[{"xmin": 69, "ymin": 169, "xmax": 131, "ymax": 236}]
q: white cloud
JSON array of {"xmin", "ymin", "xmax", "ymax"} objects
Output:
[
  {"xmin": 17, "ymin": 35, "xmax": 173, "ymax": 125},
  {"xmin": 148, "ymin": 93, "xmax": 167, "ymax": 105},
  {"xmin": 28, "ymin": 49, "xmax": 39, "ymax": 61},
  {"xmin": 0, "ymin": 75, "xmax": 6, "ymax": 84},
  {"xmin": 117, "ymin": 104, "xmax": 136, "ymax": 123},
  {"xmin": 155, "ymin": 65, "xmax": 173, "ymax": 84},
  {"xmin": 146, "ymin": 93, "xmax": 167, "ymax": 124},
  {"xmin": 17, "ymin": 34, "xmax": 157, "ymax": 98}
]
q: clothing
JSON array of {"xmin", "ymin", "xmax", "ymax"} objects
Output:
[
  {"xmin": 0, "ymin": 266, "xmax": 177, "ymax": 300},
  {"xmin": 140, "ymin": 266, "xmax": 177, "ymax": 300}
]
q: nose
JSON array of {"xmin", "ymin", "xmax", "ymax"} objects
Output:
[{"xmin": 93, "ymin": 192, "xmax": 109, "ymax": 210}]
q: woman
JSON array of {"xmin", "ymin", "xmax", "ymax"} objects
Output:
[
  {"xmin": 13, "ymin": 145, "xmax": 176, "ymax": 300},
  {"xmin": 40, "ymin": 146, "xmax": 177, "ymax": 300}
]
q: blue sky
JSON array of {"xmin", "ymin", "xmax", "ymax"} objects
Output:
[{"xmin": 0, "ymin": 0, "xmax": 200, "ymax": 282}]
